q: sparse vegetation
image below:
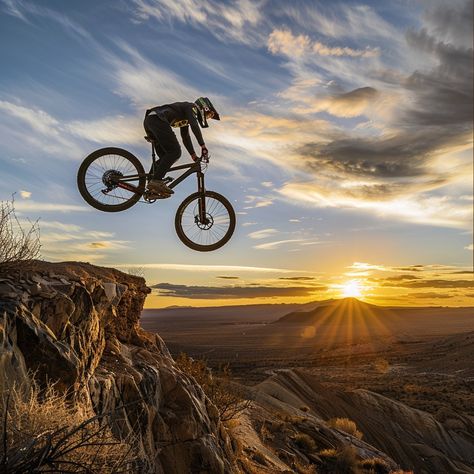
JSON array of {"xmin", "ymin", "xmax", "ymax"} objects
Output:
[
  {"xmin": 327, "ymin": 417, "xmax": 363, "ymax": 439},
  {"xmin": 318, "ymin": 445, "xmax": 359, "ymax": 473},
  {"xmin": 175, "ymin": 352, "xmax": 251, "ymax": 422},
  {"xmin": 359, "ymin": 457, "xmax": 391, "ymax": 473},
  {"xmin": 0, "ymin": 197, "xmax": 41, "ymax": 273},
  {"xmin": 0, "ymin": 381, "xmax": 136, "ymax": 473},
  {"xmin": 293, "ymin": 432, "xmax": 317, "ymax": 452}
]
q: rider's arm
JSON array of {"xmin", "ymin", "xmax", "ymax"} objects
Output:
[
  {"xmin": 180, "ymin": 126, "xmax": 195, "ymax": 156},
  {"xmin": 186, "ymin": 106, "xmax": 205, "ymax": 148}
]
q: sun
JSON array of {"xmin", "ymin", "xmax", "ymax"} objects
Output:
[{"xmin": 342, "ymin": 280, "xmax": 362, "ymax": 298}]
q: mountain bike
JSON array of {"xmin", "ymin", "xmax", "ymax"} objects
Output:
[{"xmin": 77, "ymin": 136, "xmax": 236, "ymax": 252}]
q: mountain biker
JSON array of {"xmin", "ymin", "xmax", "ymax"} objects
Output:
[{"xmin": 144, "ymin": 97, "xmax": 220, "ymax": 196}]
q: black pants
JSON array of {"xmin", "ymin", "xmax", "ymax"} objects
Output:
[{"xmin": 143, "ymin": 114, "xmax": 181, "ymax": 179}]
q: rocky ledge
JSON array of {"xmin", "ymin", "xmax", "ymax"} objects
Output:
[{"xmin": 0, "ymin": 262, "xmax": 236, "ymax": 473}]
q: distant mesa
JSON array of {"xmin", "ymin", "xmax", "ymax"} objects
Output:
[{"xmin": 274, "ymin": 297, "xmax": 383, "ymax": 325}]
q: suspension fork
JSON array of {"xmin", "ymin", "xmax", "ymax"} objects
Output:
[{"xmin": 197, "ymin": 170, "xmax": 207, "ymax": 223}]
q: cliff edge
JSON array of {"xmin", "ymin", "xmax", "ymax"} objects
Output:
[{"xmin": 0, "ymin": 261, "xmax": 235, "ymax": 473}]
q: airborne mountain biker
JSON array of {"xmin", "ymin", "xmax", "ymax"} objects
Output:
[{"xmin": 144, "ymin": 97, "xmax": 220, "ymax": 196}]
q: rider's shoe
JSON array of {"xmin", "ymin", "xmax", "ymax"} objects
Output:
[{"xmin": 148, "ymin": 179, "xmax": 174, "ymax": 195}]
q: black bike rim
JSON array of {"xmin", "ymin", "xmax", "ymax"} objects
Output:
[
  {"xmin": 83, "ymin": 153, "xmax": 142, "ymax": 206},
  {"xmin": 180, "ymin": 195, "xmax": 232, "ymax": 247}
]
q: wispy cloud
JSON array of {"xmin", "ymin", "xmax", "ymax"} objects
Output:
[
  {"xmin": 15, "ymin": 200, "xmax": 89, "ymax": 213},
  {"xmin": 131, "ymin": 0, "xmax": 264, "ymax": 45},
  {"xmin": 254, "ymin": 239, "xmax": 305, "ymax": 250},
  {"xmin": 248, "ymin": 228, "xmax": 279, "ymax": 239},
  {"xmin": 152, "ymin": 282, "xmax": 326, "ymax": 299},
  {"xmin": 268, "ymin": 29, "xmax": 379, "ymax": 58},
  {"xmin": 120, "ymin": 263, "xmax": 303, "ymax": 273}
]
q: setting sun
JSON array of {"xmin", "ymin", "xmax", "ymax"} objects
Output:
[{"xmin": 342, "ymin": 280, "xmax": 362, "ymax": 298}]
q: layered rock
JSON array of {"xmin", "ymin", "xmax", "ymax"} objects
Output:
[{"xmin": 0, "ymin": 262, "xmax": 236, "ymax": 473}]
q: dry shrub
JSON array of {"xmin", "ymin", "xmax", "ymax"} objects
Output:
[
  {"xmin": 359, "ymin": 457, "xmax": 391, "ymax": 473},
  {"xmin": 175, "ymin": 352, "xmax": 251, "ymax": 422},
  {"xmin": 0, "ymin": 197, "xmax": 40, "ymax": 274},
  {"xmin": 0, "ymin": 381, "xmax": 136, "ymax": 473},
  {"xmin": 319, "ymin": 445, "xmax": 359, "ymax": 473},
  {"xmin": 373, "ymin": 358, "xmax": 390, "ymax": 374},
  {"xmin": 293, "ymin": 459, "xmax": 317, "ymax": 474},
  {"xmin": 327, "ymin": 417, "xmax": 363, "ymax": 439},
  {"xmin": 293, "ymin": 432, "xmax": 317, "ymax": 452}
]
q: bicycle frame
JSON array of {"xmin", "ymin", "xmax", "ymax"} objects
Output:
[{"xmin": 115, "ymin": 143, "xmax": 208, "ymax": 223}]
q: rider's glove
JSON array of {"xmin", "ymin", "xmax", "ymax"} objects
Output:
[{"xmin": 201, "ymin": 145, "xmax": 209, "ymax": 157}]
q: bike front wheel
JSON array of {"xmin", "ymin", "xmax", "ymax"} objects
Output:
[
  {"xmin": 175, "ymin": 191, "xmax": 236, "ymax": 251},
  {"xmin": 77, "ymin": 147, "xmax": 146, "ymax": 212}
]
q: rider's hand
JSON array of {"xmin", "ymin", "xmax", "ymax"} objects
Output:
[
  {"xmin": 191, "ymin": 152, "xmax": 198, "ymax": 161},
  {"xmin": 201, "ymin": 145, "xmax": 209, "ymax": 157}
]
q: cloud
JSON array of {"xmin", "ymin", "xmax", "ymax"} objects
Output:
[
  {"xmin": 268, "ymin": 29, "xmax": 379, "ymax": 58},
  {"xmin": 278, "ymin": 276, "xmax": 316, "ymax": 281},
  {"xmin": 278, "ymin": 180, "xmax": 472, "ymax": 229},
  {"xmin": 381, "ymin": 279, "xmax": 474, "ymax": 289},
  {"xmin": 0, "ymin": 0, "xmax": 92, "ymax": 41},
  {"xmin": 67, "ymin": 115, "xmax": 143, "ymax": 145},
  {"xmin": 294, "ymin": 87, "xmax": 380, "ymax": 117},
  {"xmin": 19, "ymin": 190, "xmax": 31, "ymax": 199},
  {"xmin": 14, "ymin": 200, "xmax": 89, "ymax": 213},
  {"xmin": 106, "ymin": 42, "xmax": 199, "ymax": 108},
  {"xmin": 409, "ymin": 292, "xmax": 453, "ymax": 299},
  {"xmin": 248, "ymin": 228, "xmax": 278, "ymax": 239},
  {"xmin": 254, "ymin": 239, "xmax": 305, "ymax": 250},
  {"xmin": 120, "ymin": 263, "xmax": 302, "ymax": 273},
  {"xmin": 216, "ymin": 276, "xmax": 240, "ymax": 280},
  {"xmin": 131, "ymin": 0, "xmax": 263, "ymax": 45},
  {"xmin": 464, "ymin": 244, "xmax": 473, "ymax": 251},
  {"xmin": 151, "ymin": 282, "xmax": 327, "ymax": 299}
]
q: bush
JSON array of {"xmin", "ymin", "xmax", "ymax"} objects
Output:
[
  {"xmin": 0, "ymin": 197, "xmax": 40, "ymax": 273},
  {"xmin": 175, "ymin": 352, "xmax": 251, "ymax": 422},
  {"xmin": 293, "ymin": 432, "xmax": 317, "ymax": 452},
  {"xmin": 319, "ymin": 446, "xmax": 359, "ymax": 473},
  {"xmin": 359, "ymin": 457, "xmax": 391, "ymax": 473},
  {"xmin": 0, "ymin": 381, "xmax": 136, "ymax": 473},
  {"xmin": 327, "ymin": 417, "xmax": 363, "ymax": 439}
]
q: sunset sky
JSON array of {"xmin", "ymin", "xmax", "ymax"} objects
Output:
[{"xmin": 1, "ymin": 0, "xmax": 472, "ymax": 308}]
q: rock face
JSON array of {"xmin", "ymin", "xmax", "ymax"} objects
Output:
[
  {"xmin": 255, "ymin": 369, "xmax": 474, "ymax": 474},
  {"xmin": 0, "ymin": 262, "xmax": 236, "ymax": 473}
]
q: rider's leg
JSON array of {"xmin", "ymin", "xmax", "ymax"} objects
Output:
[{"xmin": 144, "ymin": 115, "xmax": 181, "ymax": 180}]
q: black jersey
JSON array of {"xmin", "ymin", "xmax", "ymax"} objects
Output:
[{"xmin": 146, "ymin": 102, "xmax": 204, "ymax": 155}]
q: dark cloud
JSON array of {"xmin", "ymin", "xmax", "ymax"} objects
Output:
[
  {"xmin": 278, "ymin": 276, "xmax": 316, "ymax": 281},
  {"xmin": 381, "ymin": 274, "xmax": 421, "ymax": 282},
  {"xmin": 404, "ymin": 28, "xmax": 473, "ymax": 126},
  {"xmin": 450, "ymin": 271, "xmax": 474, "ymax": 275},
  {"xmin": 394, "ymin": 265, "xmax": 425, "ymax": 272},
  {"xmin": 216, "ymin": 276, "xmax": 240, "ymax": 279},
  {"xmin": 409, "ymin": 292, "xmax": 453, "ymax": 299},
  {"xmin": 328, "ymin": 86, "xmax": 379, "ymax": 110},
  {"xmin": 151, "ymin": 282, "xmax": 327, "ymax": 299},
  {"xmin": 298, "ymin": 2, "xmax": 472, "ymax": 187},
  {"xmin": 381, "ymin": 279, "xmax": 474, "ymax": 289}
]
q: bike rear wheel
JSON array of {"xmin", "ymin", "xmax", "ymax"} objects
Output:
[
  {"xmin": 77, "ymin": 147, "xmax": 146, "ymax": 212},
  {"xmin": 175, "ymin": 191, "xmax": 236, "ymax": 251}
]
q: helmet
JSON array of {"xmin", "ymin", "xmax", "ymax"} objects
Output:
[{"xmin": 194, "ymin": 97, "xmax": 220, "ymax": 128}]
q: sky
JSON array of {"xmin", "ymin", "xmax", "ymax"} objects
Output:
[{"xmin": 0, "ymin": 0, "xmax": 473, "ymax": 308}]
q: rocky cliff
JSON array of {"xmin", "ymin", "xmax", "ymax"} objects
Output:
[{"xmin": 0, "ymin": 262, "xmax": 235, "ymax": 473}]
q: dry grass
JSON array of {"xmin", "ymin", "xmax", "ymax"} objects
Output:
[
  {"xmin": 0, "ymin": 197, "xmax": 40, "ymax": 274},
  {"xmin": 293, "ymin": 432, "xmax": 317, "ymax": 452},
  {"xmin": 175, "ymin": 352, "xmax": 251, "ymax": 422},
  {"xmin": 319, "ymin": 446, "xmax": 359, "ymax": 473},
  {"xmin": 327, "ymin": 417, "xmax": 363, "ymax": 439},
  {"xmin": 359, "ymin": 457, "xmax": 391, "ymax": 473},
  {"xmin": 0, "ymin": 381, "xmax": 136, "ymax": 473}
]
